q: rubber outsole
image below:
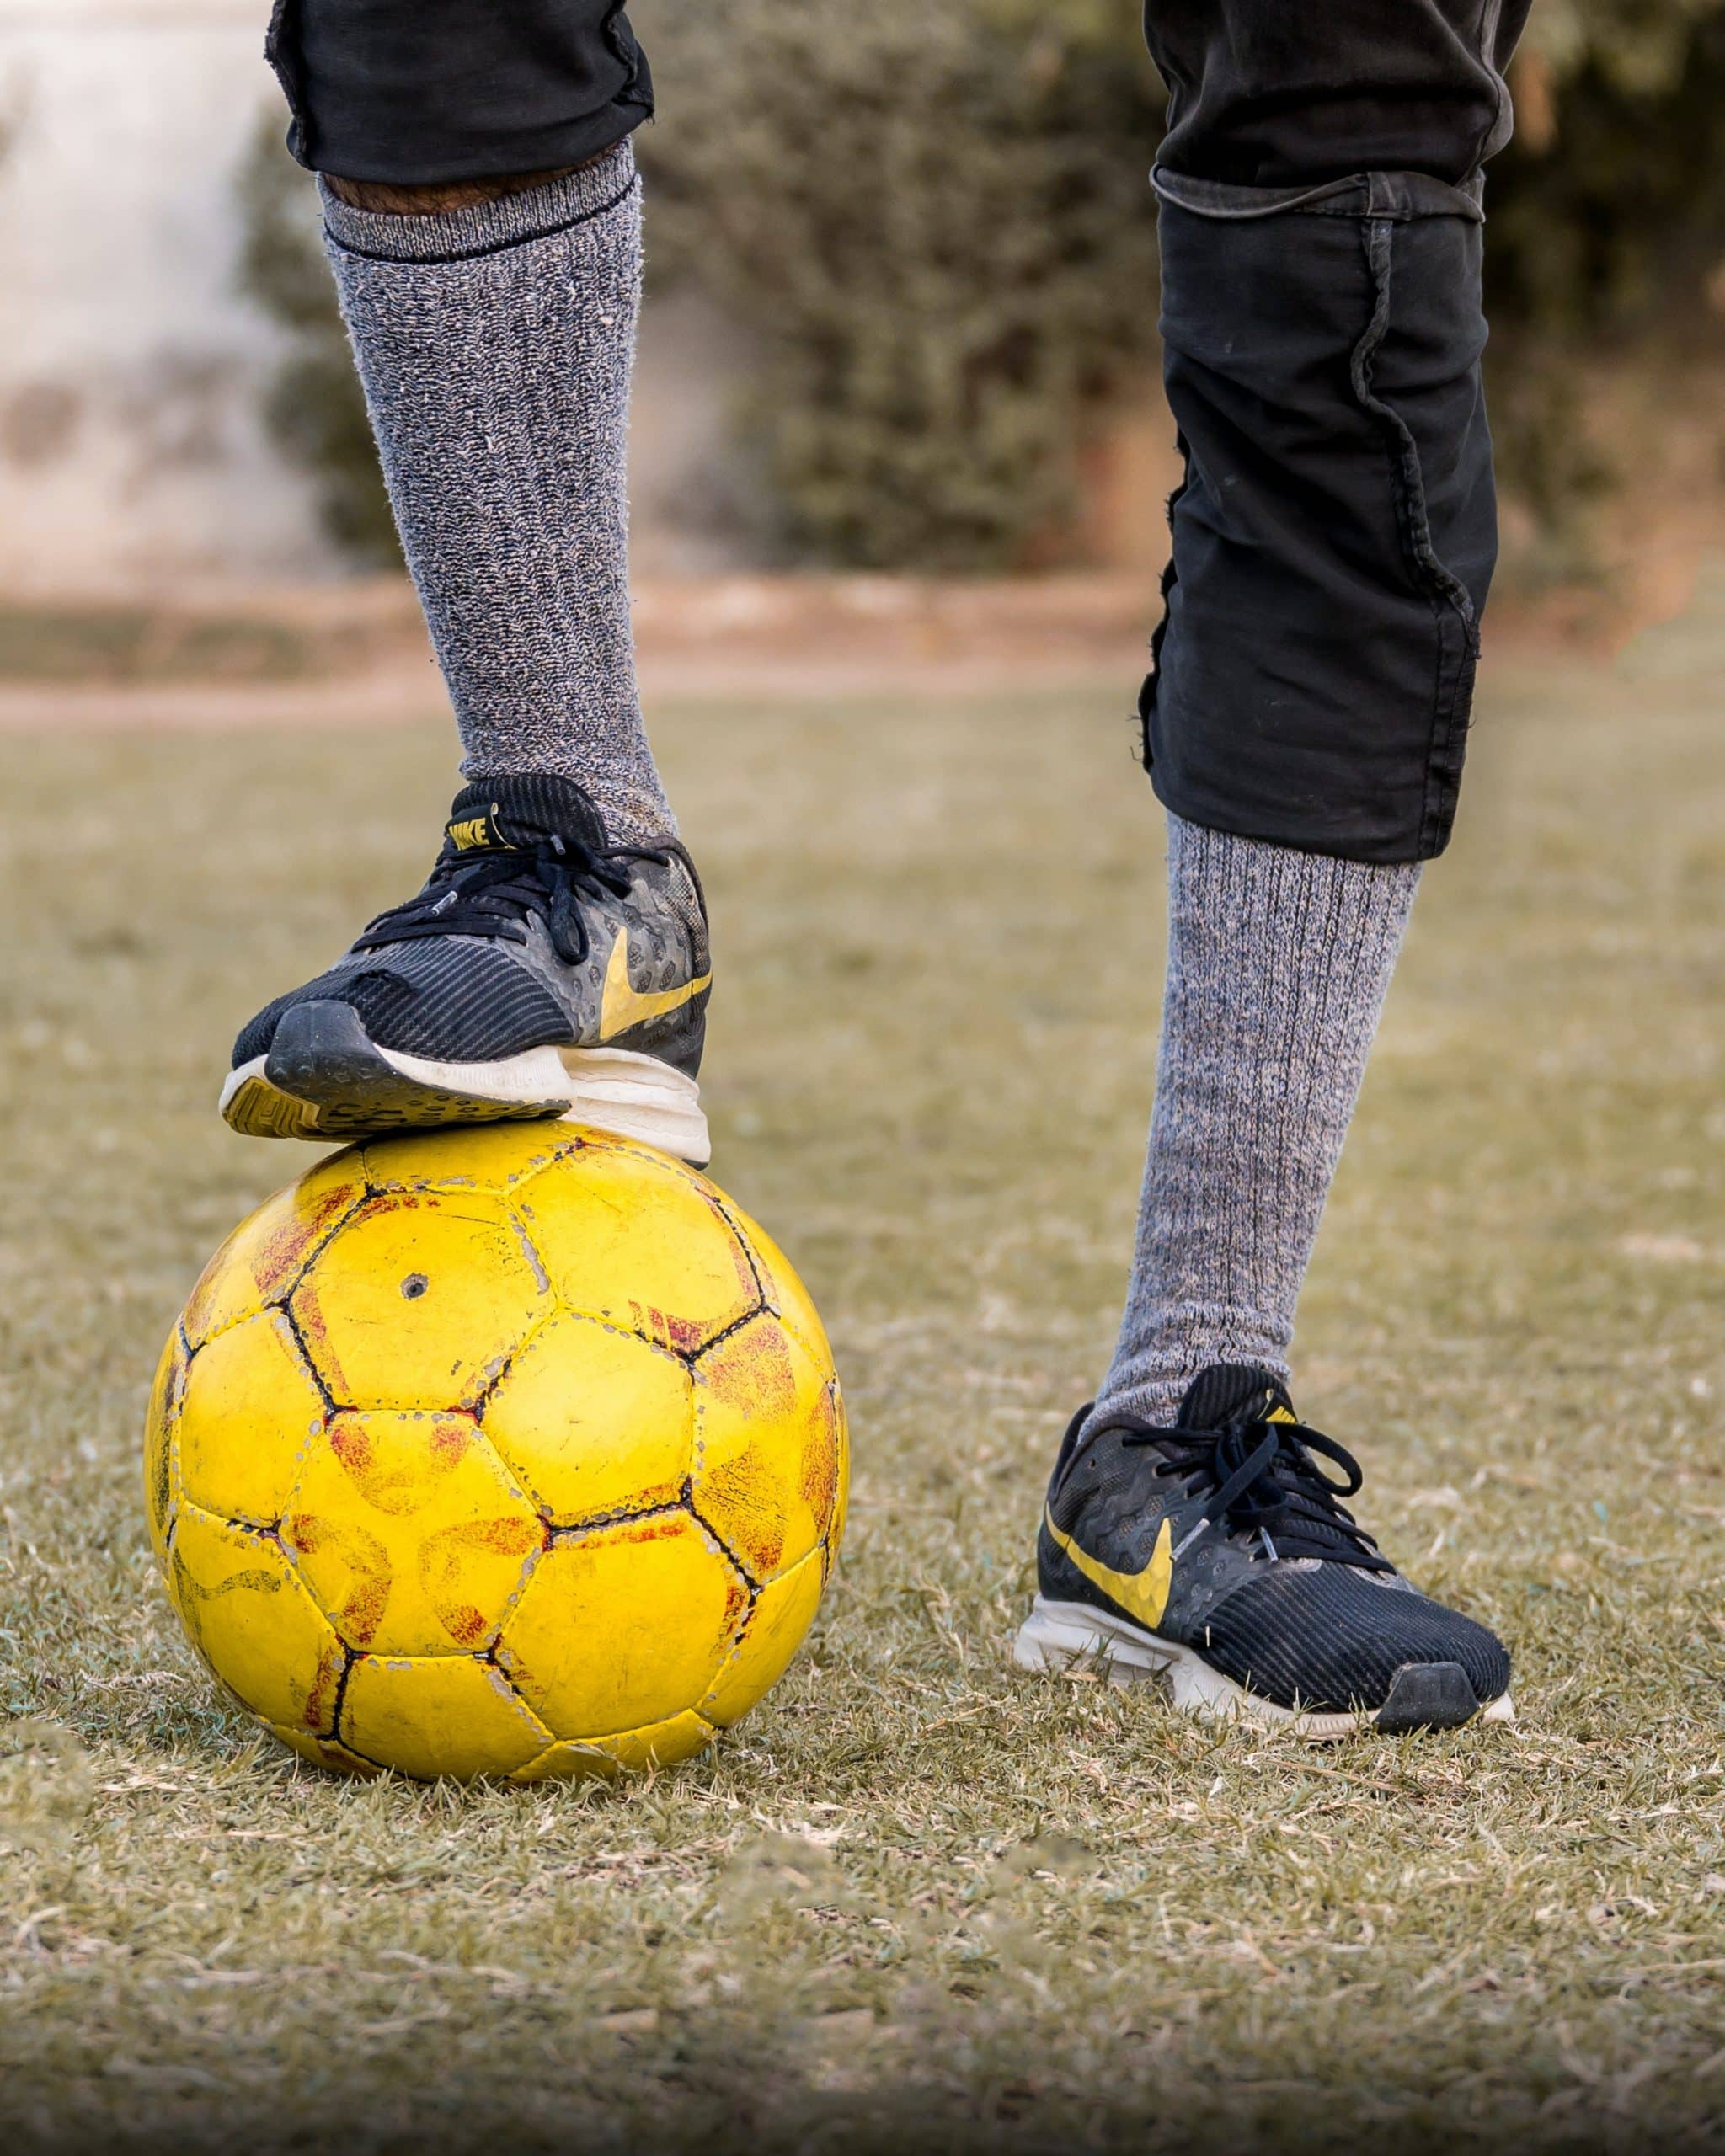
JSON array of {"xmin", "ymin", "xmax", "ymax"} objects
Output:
[
  {"xmin": 1012, "ymin": 1596, "xmax": 1514, "ymax": 1742},
  {"xmin": 220, "ymin": 999, "xmax": 712, "ymax": 1165}
]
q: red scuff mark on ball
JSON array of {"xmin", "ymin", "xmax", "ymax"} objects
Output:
[
  {"xmin": 300, "ymin": 1649, "xmax": 342, "ymax": 1734},
  {"xmin": 629, "ymin": 1302, "xmax": 713, "ymax": 1359},
  {"xmin": 254, "ymin": 1177, "xmax": 363, "ymax": 1301},
  {"xmin": 325, "ymin": 1413, "xmax": 475, "ymax": 1515},
  {"xmin": 328, "ymin": 1418, "xmax": 373, "ymax": 1481},
  {"xmin": 420, "ymin": 1515, "xmax": 543, "ymax": 1648},
  {"xmin": 285, "ymin": 1511, "xmax": 393, "ymax": 1648},
  {"xmin": 290, "ymin": 1282, "xmax": 347, "ymax": 1402},
  {"xmin": 701, "ymin": 1455, "xmax": 788, "ymax": 1579},
  {"xmin": 622, "ymin": 1513, "xmax": 686, "ymax": 1545},
  {"xmin": 700, "ymin": 1317, "xmax": 797, "ymax": 1416},
  {"xmin": 441, "ymin": 1603, "xmax": 490, "ymax": 1647},
  {"xmin": 798, "ymin": 1385, "xmax": 842, "ymax": 1529},
  {"xmin": 429, "ymin": 1417, "xmax": 471, "ymax": 1468}
]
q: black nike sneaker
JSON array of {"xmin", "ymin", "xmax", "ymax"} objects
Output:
[
  {"xmin": 221, "ymin": 774, "xmax": 712, "ymax": 1164},
  {"xmin": 1014, "ymin": 1365, "xmax": 1513, "ymax": 1737}
]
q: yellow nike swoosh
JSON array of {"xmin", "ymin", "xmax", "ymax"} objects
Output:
[
  {"xmin": 1043, "ymin": 1508, "xmax": 1173, "ymax": 1631},
  {"xmin": 599, "ymin": 927, "xmax": 711, "ymax": 1041}
]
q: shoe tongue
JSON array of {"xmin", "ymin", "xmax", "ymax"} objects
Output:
[
  {"xmin": 446, "ymin": 775, "xmax": 608, "ymax": 856},
  {"xmin": 1176, "ymin": 1363, "xmax": 1295, "ymax": 1431}
]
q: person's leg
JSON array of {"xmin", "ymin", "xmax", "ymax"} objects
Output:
[
  {"xmin": 226, "ymin": 4, "xmax": 711, "ymax": 1161},
  {"xmin": 1019, "ymin": 4, "xmax": 1525, "ymax": 1732},
  {"xmin": 318, "ymin": 151, "xmax": 668, "ymax": 843},
  {"xmin": 270, "ymin": 0, "xmax": 665, "ymax": 842},
  {"xmin": 1094, "ymin": 820, "xmax": 1418, "ymax": 1421},
  {"xmin": 1099, "ymin": 0, "xmax": 1530, "ymax": 1422}
]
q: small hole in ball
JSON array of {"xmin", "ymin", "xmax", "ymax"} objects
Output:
[{"xmin": 401, "ymin": 1273, "xmax": 430, "ymax": 1301}]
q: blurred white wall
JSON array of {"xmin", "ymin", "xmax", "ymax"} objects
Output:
[
  {"xmin": 0, "ymin": 0, "xmax": 328, "ymax": 589},
  {"xmin": 0, "ymin": 0, "xmax": 740, "ymax": 593}
]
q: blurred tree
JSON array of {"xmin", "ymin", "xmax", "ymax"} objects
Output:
[
  {"xmin": 1485, "ymin": 1, "xmax": 1725, "ymax": 563},
  {"xmin": 1523, "ymin": 0, "xmax": 1725, "ymax": 91},
  {"xmin": 1493, "ymin": 0, "xmax": 1725, "ymax": 333},
  {"xmin": 641, "ymin": 0, "xmax": 1164, "ymax": 568},
  {"xmin": 237, "ymin": 120, "xmax": 400, "ymax": 564}
]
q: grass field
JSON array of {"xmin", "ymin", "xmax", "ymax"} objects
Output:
[{"xmin": 2, "ymin": 638, "xmax": 1722, "ymax": 2153}]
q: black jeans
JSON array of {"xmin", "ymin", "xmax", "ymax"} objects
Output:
[
  {"xmin": 267, "ymin": 1, "xmax": 1530, "ymax": 864},
  {"xmin": 1141, "ymin": 1, "xmax": 1529, "ymax": 861},
  {"xmin": 265, "ymin": 2, "xmax": 653, "ymax": 183}
]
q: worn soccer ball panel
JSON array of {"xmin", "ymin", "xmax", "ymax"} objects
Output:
[
  {"xmin": 702, "ymin": 1545, "xmax": 828, "ymax": 1729},
  {"xmin": 339, "ymin": 1654, "xmax": 553, "ymax": 1782},
  {"xmin": 268, "ymin": 1722, "xmax": 381, "ymax": 1778},
  {"xmin": 481, "ymin": 1313, "xmax": 694, "ymax": 1527},
  {"xmin": 181, "ymin": 1151, "xmax": 367, "ymax": 1349},
  {"xmin": 692, "ymin": 1313, "xmax": 844, "ymax": 1583},
  {"xmin": 142, "ymin": 1326, "xmax": 189, "ymax": 1566},
  {"xmin": 506, "ymin": 1737, "xmax": 620, "ymax": 1785},
  {"xmin": 497, "ymin": 1513, "xmax": 748, "ymax": 1740},
  {"xmin": 579, "ymin": 1708, "xmax": 715, "ymax": 1775},
  {"xmin": 510, "ymin": 1709, "xmax": 716, "ymax": 1784},
  {"xmin": 282, "ymin": 1411, "xmax": 544, "ymax": 1657},
  {"xmin": 176, "ymin": 1310, "xmax": 325, "ymax": 1527},
  {"xmin": 359, "ymin": 1123, "xmax": 584, "ymax": 1197},
  {"xmin": 516, "ymin": 1142, "xmax": 762, "ymax": 1354},
  {"xmin": 727, "ymin": 1203, "xmax": 836, "ymax": 1369},
  {"xmin": 168, "ymin": 1503, "xmax": 345, "ymax": 1737},
  {"xmin": 288, "ymin": 1192, "xmax": 553, "ymax": 1412}
]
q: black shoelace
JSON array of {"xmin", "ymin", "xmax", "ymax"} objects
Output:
[
  {"xmin": 352, "ymin": 834, "xmax": 669, "ymax": 969},
  {"xmin": 1103, "ymin": 1400, "xmax": 1390, "ymax": 1569}
]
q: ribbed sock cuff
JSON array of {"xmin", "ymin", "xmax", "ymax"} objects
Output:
[
  {"xmin": 1089, "ymin": 813, "xmax": 1422, "ymax": 1435},
  {"xmin": 318, "ymin": 141, "xmax": 638, "ymax": 265}
]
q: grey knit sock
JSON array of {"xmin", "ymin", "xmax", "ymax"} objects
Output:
[
  {"xmin": 320, "ymin": 143, "xmax": 674, "ymax": 846},
  {"xmin": 1092, "ymin": 814, "xmax": 1421, "ymax": 1429}
]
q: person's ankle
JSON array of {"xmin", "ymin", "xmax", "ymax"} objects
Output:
[{"xmin": 325, "ymin": 147, "xmax": 617, "ymax": 219}]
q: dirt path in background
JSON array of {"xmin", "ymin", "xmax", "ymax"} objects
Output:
[
  {"xmin": 0, "ymin": 576, "xmax": 1149, "ymax": 729},
  {"xmin": 0, "ymin": 548, "xmax": 1714, "ymax": 728}
]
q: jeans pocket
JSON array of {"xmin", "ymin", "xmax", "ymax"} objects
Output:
[{"xmin": 1348, "ymin": 216, "xmax": 1485, "ymax": 855}]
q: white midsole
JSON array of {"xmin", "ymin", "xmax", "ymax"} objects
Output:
[
  {"xmin": 222, "ymin": 1043, "xmax": 710, "ymax": 1163},
  {"xmin": 550, "ymin": 1046, "xmax": 711, "ymax": 1162},
  {"xmin": 1012, "ymin": 1595, "xmax": 1514, "ymax": 1742}
]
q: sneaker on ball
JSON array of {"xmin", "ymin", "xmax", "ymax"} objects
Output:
[
  {"xmin": 221, "ymin": 774, "xmax": 712, "ymax": 1164},
  {"xmin": 1014, "ymin": 1364, "xmax": 1513, "ymax": 1737}
]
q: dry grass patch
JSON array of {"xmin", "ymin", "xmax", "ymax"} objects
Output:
[{"xmin": 1, "ymin": 648, "xmax": 1722, "ymax": 2151}]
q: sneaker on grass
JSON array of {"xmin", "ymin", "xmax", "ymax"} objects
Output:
[{"xmin": 1015, "ymin": 1364, "xmax": 1513, "ymax": 1737}]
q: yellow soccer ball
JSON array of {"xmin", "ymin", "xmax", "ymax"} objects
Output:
[{"xmin": 144, "ymin": 1124, "xmax": 846, "ymax": 1781}]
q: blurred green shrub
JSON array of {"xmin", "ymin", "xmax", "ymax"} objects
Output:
[
  {"xmin": 640, "ymin": 0, "xmax": 1163, "ymax": 568},
  {"xmin": 1492, "ymin": 3, "xmax": 1725, "ymax": 321},
  {"xmin": 237, "ymin": 121, "xmax": 400, "ymax": 564},
  {"xmin": 242, "ymin": 0, "xmax": 1725, "ymax": 572},
  {"xmin": 1482, "ymin": 0, "xmax": 1725, "ymax": 567}
]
